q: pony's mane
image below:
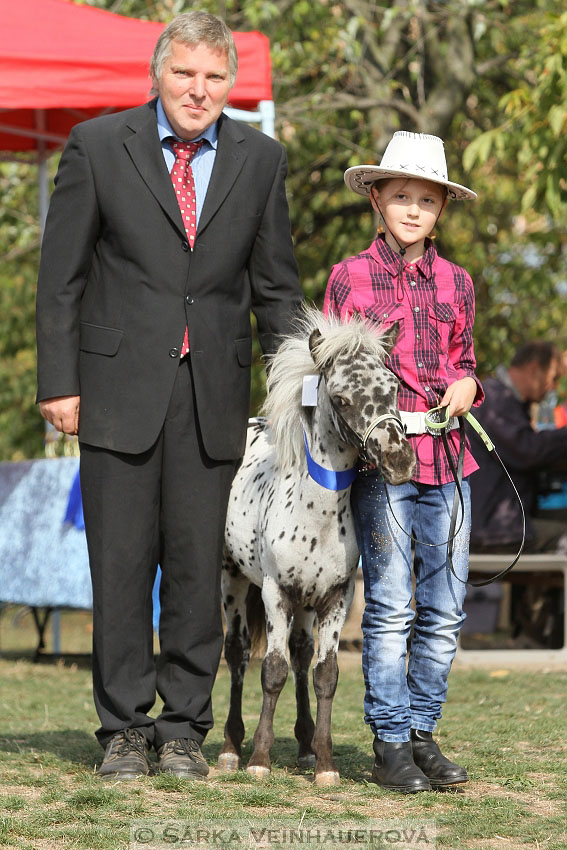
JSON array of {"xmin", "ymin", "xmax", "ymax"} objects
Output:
[{"xmin": 262, "ymin": 307, "xmax": 389, "ymax": 469}]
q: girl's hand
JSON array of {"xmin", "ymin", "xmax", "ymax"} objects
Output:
[{"xmin": 440, "ymin": 377, "xmax": 477, "ymax": 418}]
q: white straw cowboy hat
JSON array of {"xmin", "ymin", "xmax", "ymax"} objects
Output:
[{"xmin": 344, "ymin": 131, "xmax": 477, "ymax": 201}]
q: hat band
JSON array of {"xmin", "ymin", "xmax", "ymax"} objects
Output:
[{"xmin": 380, "ymin": 163, "xmax": 448, "ymax": 180}]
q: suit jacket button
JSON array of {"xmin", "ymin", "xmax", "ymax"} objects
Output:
[
  {"xmin": 185, "ymin": 294, "xmax": 194, "ymax": 304},
  {"xmin": 169, "ymin": 348, "xmax": 180, "ymax": 358},
  {"xmin": 181, "ymin": 241, "xmax": 189, "ymax": 252}
]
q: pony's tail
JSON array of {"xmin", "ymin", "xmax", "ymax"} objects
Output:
[{"xmin": 246, "ymin": 584, "xmax": 267, "ymax": 657}]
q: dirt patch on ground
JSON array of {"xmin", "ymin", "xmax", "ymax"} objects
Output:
[
  {"xmin": 465, "ymin": 778, "xmax": 563, "ymax": 816},
  {"xmin": 1, "ymin": 783, "xmax": 44, "ymax": 799},
  {"xmin": 458, "ymin": 841, "xmax": 526, "ymax": 849}
]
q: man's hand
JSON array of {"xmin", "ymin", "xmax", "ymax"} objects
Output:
[
  {"xmin": 39, "ymin": 395, "xmax": 81, "ymax": 435},
  {"xmin": 440, "ymin": 377, "xmax": 477, "ymax": 418}
]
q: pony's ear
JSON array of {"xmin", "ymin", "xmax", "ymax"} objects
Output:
[
  {"xmin": 309, "ymin": 328, "xmax": 333, "ymax": 372},
  {"xmin": 381, "ymin": 321, "xmax": 399, "ymax": 351},
  {"xmin": 309, "ymin": 328, "xmax": 322, "ymax": 349},
  {"xmin": 308, "ymin": 328, "xmax": 323, "ymax": 360}
]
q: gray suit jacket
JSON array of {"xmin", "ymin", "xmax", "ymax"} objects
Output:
[{"xmin": 36, "ymin": 100, "xmax": 302, "ymax": 459}]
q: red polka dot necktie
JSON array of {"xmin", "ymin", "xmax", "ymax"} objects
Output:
[{"xmin": 170, "ymin": 139, "xmax": 204, "ymax": 357}]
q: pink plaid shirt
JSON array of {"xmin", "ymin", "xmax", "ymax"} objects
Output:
[{"xmin": 323, "ymin": 235, "xmax": 483, "ymax": 485}]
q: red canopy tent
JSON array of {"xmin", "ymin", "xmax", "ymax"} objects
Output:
[
  {"xmin": 0, "ymin": 0, "xmax": 273, "ymax": 150},
  {"xmin": 0, "ymin": 0, "xmax": 274, "ymax": 224}
]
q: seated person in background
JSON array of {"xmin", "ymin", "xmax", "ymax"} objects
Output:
[
  {"xmin": 551, "ymin": 351, "xmax": 567, "ymax": 430},
  {"xmin": 468, "ymin": 341, "xmax": 567, "ymax": 647},
  {"xmin": 468, "ymin": 341, "xmax": 567, "ymax": 554}
]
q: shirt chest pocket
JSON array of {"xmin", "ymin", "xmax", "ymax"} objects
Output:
[{"xmin": 428, "ymin": 301, "xmax": 457, "ymax": 351}]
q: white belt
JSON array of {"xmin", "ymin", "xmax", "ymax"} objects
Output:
[{"xmin": 400, "ymin": 410, "xmax": 459, "ymax": 436}]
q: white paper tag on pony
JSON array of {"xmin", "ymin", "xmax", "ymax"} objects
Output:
[{"xmin": 302, "ymin": 375, "xmax": 319, "ymax": 406}]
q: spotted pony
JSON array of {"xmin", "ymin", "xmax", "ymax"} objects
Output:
[{"xmin": 219, "ymin": 307, "xmax": 416, "ymax": 786}]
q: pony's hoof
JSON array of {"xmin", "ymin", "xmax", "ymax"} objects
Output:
[
  {"xmin": 217, "ymin": 752, "xmax": 240, "ymax": 772},
  {"xmin": 314, "ymin": 771, "xmax": 340, "ymax": 787},
  {"xmin": 297, "ymin": 753, "xmax": 316, "ymax": 770},
  {"xmin": 246, "ymin": 764, "xmax": 271, "ymax": 779}
]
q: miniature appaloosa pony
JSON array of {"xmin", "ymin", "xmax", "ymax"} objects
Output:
[{"xmin": 218, "ymin": 308, "xmax": 415, "ymax": 786}]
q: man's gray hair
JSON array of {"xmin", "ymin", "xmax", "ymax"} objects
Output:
[{"xmin": 150, "ymin": 11, "xmax": 238, "ymax": 92}]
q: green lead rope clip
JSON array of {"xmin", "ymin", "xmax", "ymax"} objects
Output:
[
  {"xmin": 423, "ymin": 404, "xmax": 494, "ymax": 452},
  {"xmin": 464, "ymin": 410, "xmax": 494, "ymax": 452}
]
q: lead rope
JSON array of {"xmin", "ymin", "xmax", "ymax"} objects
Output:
[
  {"xmin": 443, "ymin": 413, "xmax": 525, "ymax": 587},
  {"xmin": 382, "ymin": 407, "xmax": 525, "ymax": 587}
]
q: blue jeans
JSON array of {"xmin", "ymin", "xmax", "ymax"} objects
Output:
[{"xmin": 351, "ymin": 471, "xmax": 470, "ymax": 742}]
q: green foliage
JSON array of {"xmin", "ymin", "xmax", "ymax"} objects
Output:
[
  {"xmin": 0, "ymin": 161, "xmax": 45, "ymax": 460},
  {"xmin": 446, "ymin": 0, "xmax": 567, "ymax": 374},
  {"xmin": 464, "ymin": 7, "xmax": 567, "ymax": 222}
]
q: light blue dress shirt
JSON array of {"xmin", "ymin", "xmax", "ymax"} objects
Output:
[{"xmin": 156, "ymin": 98, "xmax": 218, "ymax": 226}]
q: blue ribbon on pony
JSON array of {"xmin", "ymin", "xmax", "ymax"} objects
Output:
[{"xmin": 303, "ymin": 431, "xmax": 358, "ymax": 491}]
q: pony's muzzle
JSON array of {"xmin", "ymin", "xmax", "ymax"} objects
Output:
[{"xmin": 375, "ymin": 440, "xmax": 416, "ymax": 486}]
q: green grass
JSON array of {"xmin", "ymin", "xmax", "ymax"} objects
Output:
[{"xmin": 0, "ymin": 609, "xmax": 566, "ymax": 849}]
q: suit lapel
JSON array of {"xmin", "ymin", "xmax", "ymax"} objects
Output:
[
  {"xmin": 122, "ymin": 105, "xmax": 247, "ymax": 240},
  {"xmin": 197, "ymin": 115, "xmax": 247, "ymax": 237},
  {"xmin": 123, "ymin": 101, "xmax": 185, "ymax": 237}
]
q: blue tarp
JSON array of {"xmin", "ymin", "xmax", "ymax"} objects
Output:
[
  {"xmin": 0, "ymin": 456, "xmax": 162, "ymax": 631},
  {"xmin": 0, "ymin": 457, "xmax": 91, "ymax": 608}
]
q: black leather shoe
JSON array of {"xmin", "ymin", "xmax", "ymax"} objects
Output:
[
  {"xmin": 411, "ymin": 729, "xmax": 468, "ymax": 788},
  {"xmin": 371, "ymin": 738, "xmax": 431, "ymax": 793},
  {"xmin": 158, "ymin": 738, "xmax": 209, "ymax": 779},
  {"xmin": 97, "ymin": 729, "xmax": 151, "ymax": 780}
]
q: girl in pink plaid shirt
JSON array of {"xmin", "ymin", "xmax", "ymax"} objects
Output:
[{"xmin": 324, "ymin": 132, "xmax": 482, "ymax": 793}]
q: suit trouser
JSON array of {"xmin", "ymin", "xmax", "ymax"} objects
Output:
[{"xmin": 80, "ymin": 357, "xmax": 237, "ymax": 750}]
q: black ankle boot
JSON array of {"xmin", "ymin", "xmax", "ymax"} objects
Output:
[
  {"xmin": 371, "ymin": 738, "xmax": 431, "ymax": 793},
  {"xmin": 410, "ymin": 729, "xmax": 468, "ymax": 788}
]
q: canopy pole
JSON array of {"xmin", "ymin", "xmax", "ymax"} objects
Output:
[
  {"xmin": 223, "ymin": 100, "xmax": 275, "ymax": 139},
  {"xmin": 258, "ymin": 100, "xmax": 275, "ymax": 138}
]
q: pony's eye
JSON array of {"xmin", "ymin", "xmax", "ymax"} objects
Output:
[{"xmin": 334, "ymin": 396, "xmax": 349, "ymax": 408}]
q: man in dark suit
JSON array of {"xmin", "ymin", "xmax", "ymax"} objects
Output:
[{"xmin": 36, "ymin": 11, "xmax": 302, "ymax": 780}]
